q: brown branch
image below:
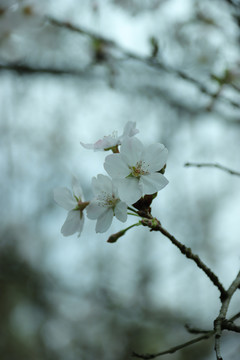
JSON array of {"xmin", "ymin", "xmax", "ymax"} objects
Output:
[
  {"xmin": 214, "ymin": 270, "xmax": 240, "ymax": 360},
  {"xmin": 137, "ymin": 219, "xmax": 240, "ymax": 359},
  {"xmin": 185, "ymin": 324, "xmax": 212, "ymax": 334},
  {"xmin": 45, "ymin": 16, "xmax": 240, "ymax": 110},
  {"xmin": 184, "ymin": 162, "xmax": 240, "ymax": 177},
  {"xmin": 132, "ymin": 331, "xmax": 214, "ymax": 359},
  {"xmin": 1, "ymin": 16, "xmax": 240, "ymax": 110},
  {"xmin": 141, "ymin": 219, "xmax": 227, "ymax": 300},
  {"xmin": 221, "ymin": 319, "xmax": 240, "ymax": 333},
  {"xmin": 132, "ymin": 310, "xmax": 240, "ymax": 360},
  {"xmin": 0, "ymin": 63, "xmax": 89, "ymax": 77},
  {"xmin": 229, "ymin": 311, "xmax": 240, "ymax": 322}
]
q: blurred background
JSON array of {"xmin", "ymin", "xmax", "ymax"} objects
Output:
[{"xmin": 1, "ymin": 0, "xmax": 240, "ymax": 359}]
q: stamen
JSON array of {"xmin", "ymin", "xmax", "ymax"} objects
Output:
[{"xmin": 129, "ymin": 161, "xmax": 150, "ymax": 178}]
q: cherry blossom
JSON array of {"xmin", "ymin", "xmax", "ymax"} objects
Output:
[
  {"xmin": 80, "ymin": 121, "xmax": 139, "ymax": 151},
  {"xmin": 104, "ymin": 137, "xmax": 169, "ymax": 205},
  {"xmin": 86, "ymin": 174, "xmax": 128, "ymax": 233},
  {"xmin": 53, "ymin": 177, "xmax": 88, "ymax": 237}
]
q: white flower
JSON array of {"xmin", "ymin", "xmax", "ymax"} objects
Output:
[
  {"xmin": 86, "ymin": 174, "xmax": 128, "ymax": 233},
  {"xmin": 54, "ymin": 177, "xmax": 87, "ymax": 237},
  {"xmin": 104, "ymin": 137, "xmax": 169, "ymax": 205},
  {"xmin": 80, "ymin": 121, "xmax": 139, "ymax": 151}
]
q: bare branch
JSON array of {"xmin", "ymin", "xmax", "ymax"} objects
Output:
[
  {"xmin": 132, "ymin": 331, "xmax": 214, "ymax": 359},
  {"xmin": 185, "ymin": 324, "xmax": 212, "ymax": 334},
  {"xmin": 214, "ymin": 270, "xmax": 240, "ymax": 360},
  {"xmin": 1, "ymin": 16, "xmax": 240, "ymax": 110},
  {"xmin": 0, "ymin": 62, "xmax": 89, "ymax": 77},
  {"xmin": 230, "ymin": 312, "xmax": 240, "ymax": 322},
  {"xmin": 141, "ymin": 219, "xmax": 227, "ymax": 300},
  {"xmin": 184, "ymin": 162, "xmax": 240, "ymax": 177},
  {"xmin": 221, "ymin": 319, "xmax": 240, "ymax": 333},
  {"xmin": 43, "ymin": 17, "xmax": 239, "ymax": 110}
]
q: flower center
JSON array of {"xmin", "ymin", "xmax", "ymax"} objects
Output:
[
  {"xmin": 97, "ymin": 192, "xmax": 118, "ymax": 208},
  {"xmin": 128, "ymin": 161, "xmax": 149, "ymax": 179}
]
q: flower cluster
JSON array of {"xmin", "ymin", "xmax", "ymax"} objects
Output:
[{"xmin": 54, "ymin": 121, "xmax": 169, "ymax": 237}]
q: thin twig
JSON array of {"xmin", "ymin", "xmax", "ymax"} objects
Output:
[
  {"xmin": 229, "ymin": 312, "xmax": 240, "ymax": 322},
  {"xmin": 132, "ymin": 331, "xmax": 214, "ymax": 359},
  {"xmin": 44, "ymin": 17, "xmax": 239, "ymax": 110},
  {"xmin": 185, "ymin": 162, "xmax": 240, "ymax": 177},
  {"xmin": 0, "ymin": 63, "xmax": 89, "ymax": 77},
  {"xmin": 1, "ymin": 16, "xmax": 240, "ymax": 110},
  {"xmin": 185, "ymin": 324, "xmax": 212, "ymax": 334},
  {"xmin": 221, "ymin": 319, "xmax": 240, "ymax": 333},
  {"xmin": 132, "ymin": 309, "xmax": 240, "ymax": 360},
  {"xmin": 141, "ymin": 219, "xmax": 227, "ymax": 300},
  {"xmin": 214, "ymin": 270, "xmax": 240, "ymax": 360}
]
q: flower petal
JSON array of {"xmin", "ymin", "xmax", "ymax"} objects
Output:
[
  {"xmin": 140, "ymin": 173, "xmax": 169, "ymax": 194},
  {"xmin": 115, "ymin": 178, "xmax": 142, "ymax": 205},
  {"xmin": 72, "ymin": 176, "xmax": 84, "ymax": 200},
  {"xmin": 61, "ymin": 210, "xmax": 83, "ymax": 236},
  {"xmin": 80, "ymin": 142, "xmax": 94, "ymax": 150},
  {"xmin": 114, "ymin": 201, "xmax": 128, "ymax": 222},
  {"xmin": 95, "ymin": 208, "xmax": 114, "ymax": 233},
  {"xmin": 104, "ymin": 154, "xmax": 130, "ymax": 178},
  {"xmin": 92, "ymin": 174, "xmax": 113, "ymax": 196},
  {"xmin": 121, "ymin": 121, "xmax": 139, "ymax": 138},
  {"xmin": 87, "ymin": 201, "xmax": 106, "ymax": 219},
  {"xmin": 77, "ymin": 215, "xmax": 84, "ymax": 237},
  {"xmin": 142, "ymin": 143, "xmax": 168, "ymax": 172},
  {"xmin": 120, "ymin": 137, "xmax": 143, "ymax": 166},
  {"xmin": 53, "ymin": 187, "xmax": 76, "ymax": 210}
]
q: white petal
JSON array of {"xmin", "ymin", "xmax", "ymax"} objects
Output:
[
  {"xmin": 87, "ymin": 201, "xmax": 106, "ymax": 219},
  {"xmin": 140, "ymin": 173, "xmax": 169, "ymax": 194},
  {"xmin": 95, "ymin": 208, "xmax": 113, "ymax": 233},
  {"xmin": 54, "ymin": 187, "xmax": 76, "ymax": 210},
  {"xmin": 97, "ymin": 136, "xmax": 119, "ymax": 149},
  {"xmin": 77, "ymin": 215, "xmax": 84, "ymax": 237},
  {"xmin": 142, "ymin": 144, "xmax": 168, "ymax": 172},
  {"xmin": 80, "ymin": 142, "xmax": 94, "ymax": 150},
  {"xmin": 61, "ymin": 210, "xmax": 83, "ymax": 236},
  {"xmin": 121, "ymin": 121, "xmax": 139, "ymax": 138},
  {"xmin": 92, "ymin": 174, "xmax": 112, "ymax": 196},
  {"xmin": 120, "ymin": 137, "xmax": 143, "ymax": 166},
  {"xmin": 81, "ymin": 136, "xmax": 120, "ymax": 152},
  {"xmin": 72, "ymin": 176, "xmax": 84, "ymax": 200},
  {"xmin": 104, "ymin": 154, "xmax": 130, "ymax": 178},
  {"xmin": 115, "ymin": 178, "xmax": 142, "ymax": 205},
  {"xmin": 114, "ymin": 201, "xmax": 128, "ymax": 222}
]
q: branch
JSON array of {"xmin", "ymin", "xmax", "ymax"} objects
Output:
[
  {"xmin": 214, "ymin": 270, "xmax": 240, "ymax": 360},
  {"xmin": 0, "ymin": 63, "xmax": 89, "ymax": 77},
  {"xmin": 132, "ymin": 310, "xmax": 240, "ymax": 359},
  {"xmin": 136, "ymin": 219, "xmax": 240, "ymax": 359},
  {"xmin": 1, "ymin": 15, "xmax": 235, "ymax": 110},
  {"xmin": 1, "ymin": 16, "xmax": 240, "ymax": 110},
  {"xmin": 132, "ymin": 331, "xmax": 214, "ymax": 359},
  {"xmin": 185, "ymin": 324, "xmax": 212, "ymax": 334},
  {"xmin": 230, "ymin": 311, "xmax": 240, "ymax": 322},
  {"xmin": 141, "ymin": 219, "xmax": 227, "ymax": 300},
  {"xmin": 184, "ymin": 162, "xmax": 240, "ymax": 177},
  {"xmin": 46, "ymin": 17, "xmax": 240, "ymax": 110}
]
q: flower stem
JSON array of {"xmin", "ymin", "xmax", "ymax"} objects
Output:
[{"xmin": 107, "ymin": 222, "xmax": 141, "ymax": 243}]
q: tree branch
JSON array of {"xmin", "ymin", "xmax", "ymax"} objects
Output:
[
  {"xmin": 184, "ymin": 162, "xmax": 240, "ymax": 177},
  {"xmin": 141, "ymin": 219, "xmax": 227, "ymax": 300},
  {"xmin": 47, "ymin": 16, "xmax": 240, "ymax": 108},
  {"xmin": 132, "ymin": 310, "xmax": 240, "ymax": 359},
  {"xmin": 214, "ymin": 270, "xmax": 240, "ymax": 360},
  {"xmin": 0, "ymin": 62, "xmax": 89, "ymax": 77},
  {"xmin": 132, "ymin": 331, "xmax": 214, "ymax": 359},
  {"xmin": 1, "ymin": 15, "xmax": 240, "ymax": 110}
]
